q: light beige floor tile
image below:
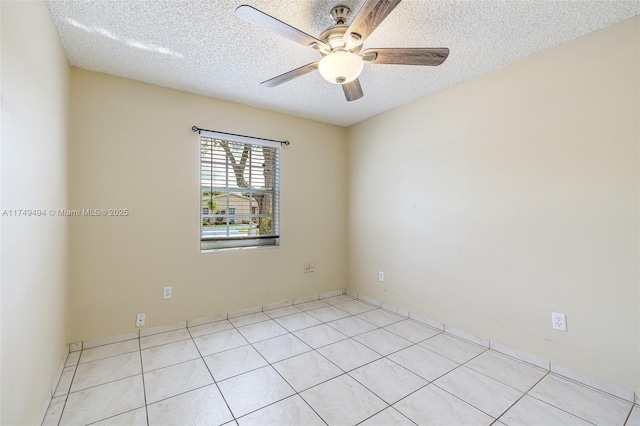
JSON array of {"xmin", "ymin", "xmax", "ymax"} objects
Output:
[
  {"xmin": 193, "ymin": 329, "xmax": 248, "ymax": 356},
  {"xmin": 380, "ymin": 303, "xmax": 409, "ymax": 318},
  {"xmin": 236, "ymin": 319, "xmax": 288, "ymax": 343},
  {"xmin": 55, "ymin": 307, "xmax": 639, "ymax": 426},
  {"xmin": 357, "ymin": 295, "xmax": 382, "ymax": 307},
  {"xmin": 42, "ymin": 396, "xmax": 66, "ymax": 426},
  {"xmin": 301, "ymin": 375, "xmax": 386, "ymax": 426},
  {"xmin": 263, "ymin": 300, "xmax": 292, "ymax": 311},
  {"xmin": 141, "ymin": 339, "xmax": 200, "ymax": 372},
  {"xmin": 264, "ymin": 305, "xmax": 302, "ymax": 319},
  {"xmin": 229, "ymin": 312, "xmax": 270, "ymax": 327},
  {"xmin": 294, "ymin": 300, "xmax": 330, "ymax": 311},
  {"xmin": 499, "ymin": 395, "xmax": 591, "ymax": 425},
  {"xmin": 293, "ymin": 324, "xmax": 349, "ymax": 349},
  {"xmin": 350, "ymin": 358, "xmax": 427, "ymax": 404},
  {"xmin": 273, "ymin": 351, "xmax": 343, "ymax": 392},
  {"xmin": 356, "ymin": 309, "xmax": 405, "ymax": 327},
  {"xmin": 445, "ymin": 325, "xmax": 489, "ymax": 348},
  {"xmin": 490, "ymin": 341, "xmax": 549, "ymax": 370},
  {"xmin": 317, "ymin": 339, "xmax": 381, "ymax": 372},
  {"xmin": 91, "ymin": 407, "xmax": 147, "ymax": 425},
  {"xmin": 550, "ymin": 363, "xmax": 634, "ymax": 402},
  {"xmin": 83, "ymin": 333, "xmax": 138, "ymax": 350},
  {"xmin": 384, "ymin": 319, "xmax": 441, "ymax": 343},
  {"xmin": 326, "ymin": 316, "xmax": 378, "ymax": 337},
  {"xmin": 321, "ymin": 295, "xmax": 356, "ymax": 305},
  {"xmin": 335, "ymin": 300, "xmax": 377, "ymax": 315},
  {"xmin": 528, "ymin": 374, "xmax": 632, "ymax": 425},
  {"xmin": 188, "ymin": 319, "xmax": 234, "ymax": 338},
  {"xmin": 217, "ymin": 366, "xmax": 295, "ymax": 418},
  {"xmin": 294, "ymin": 294, "xmax": 320, "ymax": 304},
  {"xmin": 140, "ymin": 329, "xmax": 191, "ymax": 349},
  {"xmin": 188, "ymin": 314, "xmax": 227, "ymax": 328},
  {"xmin": 80, "ymin": 339, "xmax": 140, "ymax": 364},
  {"xmin": 409, "ymin": 313, "xmax": 445, "ymax": 332},
  {"xmin": 65, "ymin": 351, "xmax": 81, "ymax": 367},
  {"xmin": 140, "ymin": 322, "xmax": 186, "ymax": 338},
  {"xmin": 237, "ymin": 395, "xmax": 325, "ymax": 426},
  {"xmin": 274, "ymin": 312, "xmax": 322, "ymax": 332},
  {"xmin": 306, "ymin": 305, "xmax": 351, "ymax": 322},
  {"xmin": 627, "ymin": 405, "xmax": 640, "ymax": 426},
  {"xmin": 54, "ymin": 366, "xmax": 76, "ymax": 397},
  {"xmin": 434, "ymin": 366, "xmax": 523, "ymax": 417},
  {"xmin": 388, "ymin": 344, "xmax": 459, "ymax": 381},
  {"xmin": 360, "ymin": 407, "xmax": 415, "ymax": 426},
  {"xmin": 143, "ymin": 358, "xmax": 214, "ymax": 404},
  {"xmin": 60, "ymin": 376, "xmax": 144, "ymax": 425},
  {"xmin": 354, "ymin": 329, "xmax": 412, "ymax": 356},
  {"xmin": 419, "ymin": 333, "xmax": 486, "ymax": 363},
  {"xmin": 204, "ymin": 345, "xmax": 268, "ymax": 381},
  {"xmin": 465, "ymin": 350, "xmax": 547, "ymax": 392},
  {"xmin": 394, "ymin": 384, "xmax": 493, "ymax": 426},
  {"xmin": 71, "ymin": 352, "xmax": 141, "ymax": 392},
  {"xmin": 229, "ymin": 306, "xmax": 262, "ymax": 318},
  {"xmin": 147, "ymin": 384, "xmax": 232, "ymax": 426},
  {"xmin": 252, "ymin": 334, "xmax": 312, "ymax": 363},
  {"xmin": 322, "ymin": 290, "xmax": 347, "ymax": 298}
]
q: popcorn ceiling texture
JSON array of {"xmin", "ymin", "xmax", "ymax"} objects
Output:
[{"xmin": 47, "ymin": 0, "xmax": 640, "ymax": 127}]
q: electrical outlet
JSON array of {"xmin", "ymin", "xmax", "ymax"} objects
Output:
[
  {"xmin": 136, "ymin": 313, "xmax": 146, "ymax": 327},
  {"xmin": 309, "ymin": 262, "xmax": 315, "ymax": 272},
  {"xmin": 163, "ymin": 286, "xmax": 172, "ymax": 299},
  {"xmin": 552, "ymin": 312, "xmax": 567, "ymax": 331},
  {"xmin": 304, "ymin": 263, "xmax": 311, "ymax": 273},
  {"xmin": 379, "ymin": 271, "xmax": 384, "ymax": 282}
]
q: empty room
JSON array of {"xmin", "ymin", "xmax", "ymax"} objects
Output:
[{"xmin": 1, "ymin": 0, "xmax": 639, "ymax": 425}]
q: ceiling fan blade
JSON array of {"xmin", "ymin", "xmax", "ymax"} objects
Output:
[
  {"xmin": 261, "ymin": 62, "xmax": 319, "ymax": 87},
  {"xmin": 344, "ymin": 0, "xmax": 402, "ymax": 46},
  {"xmin": 361, "ymin": 48, "xmax": 450, "ymax": 66},
  {"xmin": 236, "ymin": 5, "xmax": 329, "ymax": 51},
  {"xmin": 342, "ymin": 79, "xmax": 364, "ymax": 102}
]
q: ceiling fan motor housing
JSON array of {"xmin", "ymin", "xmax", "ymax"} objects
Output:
[{"xmin": 320, "ymin": 24, "xmax": 350, "ymax": 51}]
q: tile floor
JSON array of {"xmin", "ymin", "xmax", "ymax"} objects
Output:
[{"xmin": 43, "ymin": 295, "xmax": 639, "ymax": 425}]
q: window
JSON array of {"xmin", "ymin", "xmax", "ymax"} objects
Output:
[{"xmin": 200, "ymin": 133, "xmax": 280, "ymax": 250}]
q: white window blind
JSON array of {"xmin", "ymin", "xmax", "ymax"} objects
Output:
[{"xmin": 200, "ymin": 133, "xmax": 280, "ymax": 250}]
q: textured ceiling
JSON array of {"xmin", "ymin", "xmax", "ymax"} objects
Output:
[{"xmin": 47, "ymin": 0, "xmax": 640, "ymax": 127}]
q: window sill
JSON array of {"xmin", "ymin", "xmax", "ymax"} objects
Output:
[{"xmin": 200, "ymin": 244, "xmax": 280, "ymax": 254}]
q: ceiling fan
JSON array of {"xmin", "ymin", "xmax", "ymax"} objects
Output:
[{"xmin": 235, "ymin": 0, "xmax": 450, "ymax": 102}]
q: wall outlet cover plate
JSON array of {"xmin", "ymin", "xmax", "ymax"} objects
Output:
[{"xmin": 552, "ymin": 312, "xmax": 567, "ymax": 331}]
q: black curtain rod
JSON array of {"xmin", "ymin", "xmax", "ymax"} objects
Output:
[{"xmin": 191, "ymin": 126, "xmax": 290, "ymax": 146}]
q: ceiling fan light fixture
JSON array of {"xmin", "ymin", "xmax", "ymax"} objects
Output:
[{"xmin": 318, "ymin": 51, "xmax": 363, "ymax": 85}]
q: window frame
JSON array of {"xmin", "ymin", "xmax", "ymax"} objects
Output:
[{"xmin": 199, "ymin": 131, "xmax": 281, "ymax": 251}]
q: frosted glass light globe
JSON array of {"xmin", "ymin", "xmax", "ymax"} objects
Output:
[{"xmin": 318, "ymin": 51, "xmax": 364, "ymax": 85}]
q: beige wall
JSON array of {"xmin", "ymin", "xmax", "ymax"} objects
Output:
[
  {"xmin": 1, "ymin": 1, "xmax": 70, "ymax": 424},
  {"xmin": 347, "ymin": 17, "xmax": 639, "ymax": 392},
  {"xmin": 68, "ymin": 69, "xmax": 348, "ymax": 341}
]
